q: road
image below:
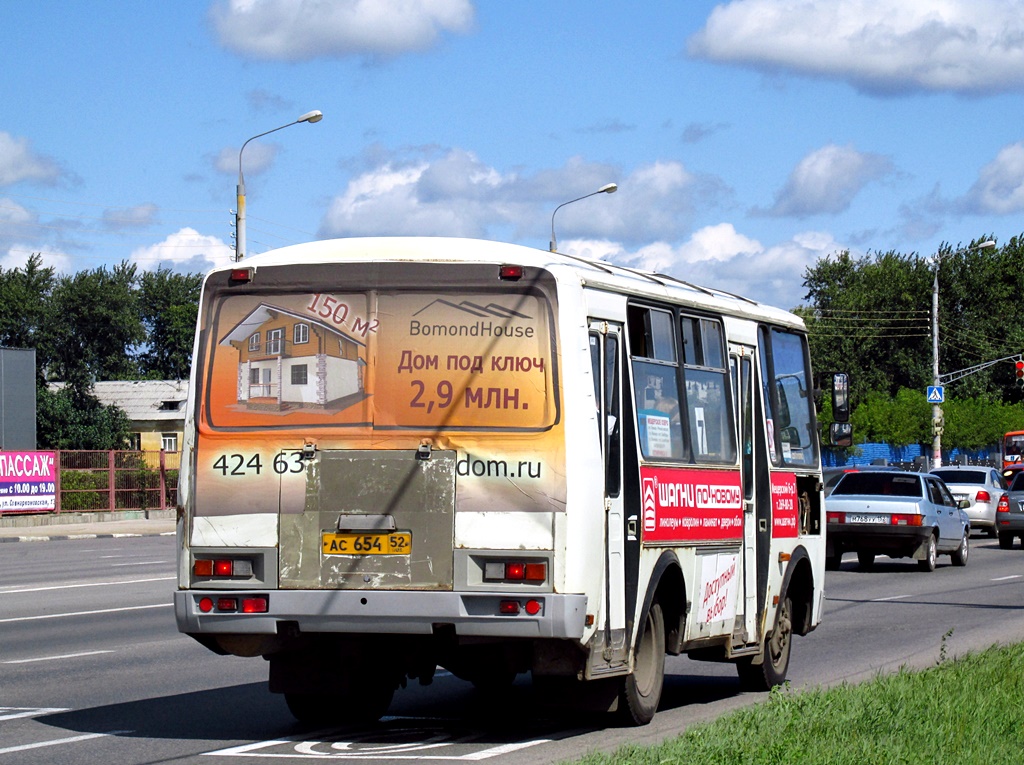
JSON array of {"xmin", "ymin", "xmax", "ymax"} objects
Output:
[{"xmin": 2, "ymin": 533, "xmax": 1023, "ymax": 764}]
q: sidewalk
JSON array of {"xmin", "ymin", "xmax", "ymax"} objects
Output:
[{"xmin": 0, "ymin": 509, "xmax": 176, "ymax": 543}]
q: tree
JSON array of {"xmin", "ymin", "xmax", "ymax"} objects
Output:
[
  {"xmin": 39, "ymin": 262, "xmax": 146, "ymax": 388},
  {"xmin": 137, "ymin": 268, "xmax": 201, "ymax": 380},
  {"xmin": 0, "ymin": 253, "xmax": 55, "ymax": 364}
]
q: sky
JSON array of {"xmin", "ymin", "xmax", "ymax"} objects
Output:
[{"xmin": 4, "ymin": 0, "xmax": 1024, "ymax": 310}]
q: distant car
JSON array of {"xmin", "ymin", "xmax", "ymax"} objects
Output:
[
  {"xmin": 997, "ymin": 471, "xmax": 1024, "ymax": 549},
  {"xmin": 930, "ymin": 466, "xmax": 1005, "ymax": 537},
  {"xmin": 825, "ymin": 470, "xmax": 970, "ymax": 572}
]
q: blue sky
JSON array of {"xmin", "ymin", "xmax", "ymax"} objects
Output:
[{"xmin": 3, "ymin": 0, "xmax": 1024, "ymax": 309}]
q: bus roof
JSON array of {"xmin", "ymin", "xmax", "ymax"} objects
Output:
[{"xmin": 216, "ymin": 237, "xmax": 806, "ymax": 331}]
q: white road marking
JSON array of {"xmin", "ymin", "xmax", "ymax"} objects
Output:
[
  {"xmin": 0, "ymin": 603, "xmax": 169, "ymax": 624},
  {"xmin": 4, "ymin": 650, "xmax": 114, "ymax": 664},
  {"xmin": 992, "ymin": 575, "xmax": 1023, "ymax": 581},
  {"xmin": 0, "ymin": 576, "xmax": 175, "ymax": 595},
  {"xmin": 205, "ymin": 727, "xmax": 552, "ymax": 760},
  {"xmin": 870, "ymin": 594, "xmax": 911, "ymax": 602},
  {"xmin": 0, "ymin": 731, "xmax": 130, "ymax": 755},
  {"xmin": 110, "ymin": 561, "xmax": 169, "ymax": 567},
  {"xmin": 0, "ymin": 707, "xmax": 69, "ymax": 721}
]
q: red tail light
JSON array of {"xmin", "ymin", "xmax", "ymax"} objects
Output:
[
  {"xmin": 826, "ymin": 512, "xmax": 844, "ymax": 523},
  {"xmin": 998, "ymin": 494, "xmax": 1010, "ymax": 513},
  {"xmin": 890, "ymin": 514, "xmax": 924, "ymax": 527},
  {"xmin": 976, "ymin": 490, "xmax": 991, "ymax": 503}
]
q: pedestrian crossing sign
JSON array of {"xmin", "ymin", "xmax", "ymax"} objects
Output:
[{"xmin": 927, "ymin": 385, "xmax": 944, "ymax": 403}]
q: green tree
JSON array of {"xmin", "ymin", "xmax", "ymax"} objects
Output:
[
  {"xmin": 137, "ymin": 268, "xmax": 201, "ymax": 380},
  {"xmin": 0, "ymin": 253, "xmax": 55, "ymax": 363},
  {"xmin": 40, "ymin": 262, "xmax": 145, "ymax": 388}
]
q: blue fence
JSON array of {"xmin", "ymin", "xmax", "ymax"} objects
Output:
[{"xmin": 822, "ymin": 442, "xmax": 999, "ymax": 469}]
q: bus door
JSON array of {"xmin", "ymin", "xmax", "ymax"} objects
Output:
[
  {"xmin": 731, "ymin": 345, "xmax": 759, "ymax": 645},
  {"xmin": 590, "ymin": 321, "xmax": 627, "ymax": 660}
]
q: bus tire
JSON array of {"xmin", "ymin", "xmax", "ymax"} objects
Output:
[
  {"xmin": 737, "ymin": 595, "xmax": 793, "ymax": 691},
  {"xmin": 618, "ymin": 600, "xmax": 665, "ymax": 726}
]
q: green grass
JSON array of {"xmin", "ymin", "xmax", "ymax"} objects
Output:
[{"xmin": 568, "ymin": 641, "xmax": 1024, "ymax": 765}]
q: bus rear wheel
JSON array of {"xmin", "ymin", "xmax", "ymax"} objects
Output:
[
  {"xmin": 617, "ymin": 601, "xmax": 665, "ymax": 726},
  {"xmin": 737, "ymin": 595, "xmax": 793, "ymax": 691}
]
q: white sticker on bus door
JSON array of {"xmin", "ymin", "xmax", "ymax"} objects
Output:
[{"xmin": 697, "ymin": 553, "xmax": 739, "ymax": 624}]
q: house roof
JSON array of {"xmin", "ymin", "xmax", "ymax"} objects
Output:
[{"xmin": 50, "ymin": 380, "xmax": 188, "ymax": 423}]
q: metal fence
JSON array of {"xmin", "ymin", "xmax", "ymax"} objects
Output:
[{"xmin": 55, "ymin": 450, "xmax": 180, "ymax": 514}]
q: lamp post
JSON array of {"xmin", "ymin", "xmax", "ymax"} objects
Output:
[
  {"xmin": 931, "ymin": 239, "xmax": 996, "ymax": 467},
  {"xmin": 235, "ymin": 110, "xmax": 323, "ymax": 262},
  {"xmin": 549, "ymin": 182, "xmax": 617, "ymax": 253}
]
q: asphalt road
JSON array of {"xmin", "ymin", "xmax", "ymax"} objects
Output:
[{"xmin": 2, "ymin": 532, "xmax": 1023, "ymax": 764}]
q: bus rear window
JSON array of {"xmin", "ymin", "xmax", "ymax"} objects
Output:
[{"xmin": 201, "ymin": 288, "xmax": 558, "ymax": 432}]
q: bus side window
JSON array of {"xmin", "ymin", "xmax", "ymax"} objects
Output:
[
  {"xmin": 627, "ymin": 305, "xmax": 685, "ymax": 461},
  {"xmin": 680, "ymin": 315, "xmax": 736, "ymax": 464}
]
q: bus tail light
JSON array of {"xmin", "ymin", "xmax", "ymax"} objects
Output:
[
  {"xmin": 197, "ymin": 595, "xmax": 268, "ymax": 614},
  {"xmin": 193, "ymin": 557, "xmax": 254, "ymax": 579},
  {"xmin": 483, "ymin": 560, "xmax": 547, "ymax": 583},
  {"xmin": 229, "ymin": 267, "xmax": 254, "ymax": 283},
  {"xmin": 499, "ymin": 264, "xmax": 524, "ymax": 281}
]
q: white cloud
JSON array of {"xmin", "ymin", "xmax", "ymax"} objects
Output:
[
  {"xmin": 688, "ymin": 0, "xmax": 1024, "ymax": 94},
  {"xmin": 596, "ymin": 225, "xmax": 841, "ymax": 309},
  {"xmin": 759, "ymin": 144, "xmax": 893, "ymax": 218},
  {"xmin": 958, "ymin": 142, "xmax": 1024, "ymax": 215},
  {"xmin": 0, "ymin": 245, "xmax": 72, "ymax": 274},
  {"xmin": 210, "ymin": 0, "xmax": 475, "ymax": 61},
  {"xmin": 214, "ymin": 142, "xmax": 279, "ymax": 176},
  {"xmin": 129, "ymin": 228, "xmax": 233, "ymax": 272},
  {"xmin": 102, "ymin": 204, "xmax": 159, "ymax": 231},
  {"xmin": 0, "ymin": 132, "xmax": 63, "ymax": 186},
  {"xmin": 320, "ymin": 149, "xmax": 701, "ymax": 244}
]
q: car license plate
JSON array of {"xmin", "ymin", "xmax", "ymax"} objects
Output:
[
  {"xmin": 846, "ymin": 513, "xmax": 889, "ymax": 524},
  {"xmin": 322, "ymin": 532, "xmax": 412, "ymax": 555}
]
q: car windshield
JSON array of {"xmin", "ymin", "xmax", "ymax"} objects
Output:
[
  {"xmin": 931, "ymin": 470, "xmax": 985, "ymax": 485},
  {"xmin": 831, "ymin": 472, "xmax": 922, "ymax": 497}
]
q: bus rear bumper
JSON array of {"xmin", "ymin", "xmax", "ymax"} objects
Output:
[{"xmin": 174, "ymin": 589, "xmax": 588, "ymax": 640}]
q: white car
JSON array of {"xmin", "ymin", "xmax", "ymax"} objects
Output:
[{"xmin": 930, "ymin": 466, "xmax": 1005, "ymax": 537}]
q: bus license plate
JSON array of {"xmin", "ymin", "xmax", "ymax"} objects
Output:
[
  {"xmin": 846, "ymin": 513, "xmax": 889, "ymax": 524},
  {"xmin": 322, "ymin": 532, "xmax": 412, "ymax": 555}
]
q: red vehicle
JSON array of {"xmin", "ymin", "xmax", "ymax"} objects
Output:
[{"xmin": 1002, "ymin": 431, "xmax": 1024, "ymax": 470}]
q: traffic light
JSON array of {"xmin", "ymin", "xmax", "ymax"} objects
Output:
[{"xmin": 1017, "ymin": 358, "xmax": 1024, "ymax": 385}]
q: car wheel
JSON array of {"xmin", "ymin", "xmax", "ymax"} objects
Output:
[
  {"xmin": 618, "ymin": 600, "xmax": 665, "ymax": 726},
  {"xmin": 737, "ymin": 595, "xmax": 793, "ymax": 691},
  {"xmin": 856, "ymin": 551, "xmax": 875, "ymax": 570},
  {"xmin": 998, "ymin": 532, "xmax": 1014, "ymax": 550},
  {"xmin": 918, "ymin": 533, "xmax": 937, "ymax": 571},
  {"xmin": 951, "ymin": 530, "xmax": 969, "ymax": 567}
]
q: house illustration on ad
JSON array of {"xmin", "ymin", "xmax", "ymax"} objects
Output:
[{"xmin": 219, "ymin": 303, "xmax": 367, "ymax": 411}]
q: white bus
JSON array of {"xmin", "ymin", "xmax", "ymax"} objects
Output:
[{"xmin": 174, "ymin": 237, "xmax": 826, "ymax": 725}]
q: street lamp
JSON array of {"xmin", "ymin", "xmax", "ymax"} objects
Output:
[
  {"xmin": 235, "ymin": 110, "xmax": 323, "ymax": 261},
  {"xmin": 549, "ymin": 183, "xmax": 617, "ymax": 253},
  {"xmin": 931, "ymin": 238, "xmax": 996, "ymax": 467}
]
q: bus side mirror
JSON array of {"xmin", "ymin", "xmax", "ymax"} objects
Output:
[
  {"xmin": 832, "ymin": 372, "xmax": 849, "ymax": 423},
  {"xmin": 830, "ymin": 422, "xmax": 853, "ymax": 447}
]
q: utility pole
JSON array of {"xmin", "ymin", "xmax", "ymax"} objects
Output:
[{"xmin": 931, "ymin": 240, "xmax": 996, "ymax": 467}]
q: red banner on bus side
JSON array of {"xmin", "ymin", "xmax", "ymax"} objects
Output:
[
  {"xmin": 771, "ymin": 472, "xmax": 799, "ymax": 538},
  {"xmin": 640, "ymin": 466, "xmax": 743, "ymax": 542}
]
